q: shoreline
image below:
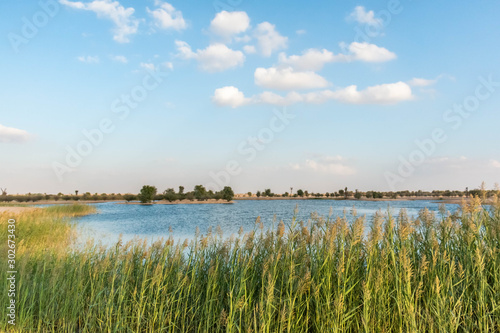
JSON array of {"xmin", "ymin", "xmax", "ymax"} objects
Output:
[
  {"xmin": 234, "ymin": 196, "xmax": 467, "ymax": 203},
  {"xmin": 117, "ymin": 199, "xmax": 234, "ymax": 205},
  {"xmin": 0, "ymin": 197, "xmax": 470, "ymax": 206}
]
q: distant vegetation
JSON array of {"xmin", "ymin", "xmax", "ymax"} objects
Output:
[
  {"xmin": 0, "ymin": 184, "xmax": 497, "ymax": 203},
  {"xmin": 0, "ymin": 185, "xmax": 235, "ymax": 203},
  {"xmin": 247, "ymin": 185, "xmax": 497, "ymax": 200},
  {"xmin": 2, "ymin": 197, "xmax": 500, "ymax": 331}
]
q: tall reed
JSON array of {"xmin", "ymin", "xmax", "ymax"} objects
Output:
[{"xmin": 1, "ymin": 199, "xmax": 499, "ymax": 332}]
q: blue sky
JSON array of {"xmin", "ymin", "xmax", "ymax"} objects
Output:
[{"xmin": 1, "ymin": 0, "xmax": 499, "ymax": 194}]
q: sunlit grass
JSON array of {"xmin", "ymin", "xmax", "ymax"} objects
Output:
[
  {"xmin": 0, "ymin": 203, "xmax": 29, "ymax": 207},
  {"xmin": 1, "ymin": 198, "xmax": 499, "ymax": 332}
]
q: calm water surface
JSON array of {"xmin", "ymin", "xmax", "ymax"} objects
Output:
[{"xmin": 74, "ymin": 199, "xmax": 460, "ymax": 246}]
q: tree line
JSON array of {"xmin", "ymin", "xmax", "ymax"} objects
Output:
[
  {"xmin": 0, "ymin": 185, "xmax": 496, "ymax": 203},
  {"xmin": 0, "ymin": 185, "xmax": 235, "ymax": 204},
  {"xmin": 133, "ymin": 185, "xmax": 235, "ymax": 204},
  {"xmin": 248, "ymin": 185, "xmax": 498, "ymax": 200}
]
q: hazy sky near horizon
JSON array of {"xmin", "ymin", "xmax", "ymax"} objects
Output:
[{"xmin": 1, "ymin": 0, "xmax": 499, "ymax": 194}]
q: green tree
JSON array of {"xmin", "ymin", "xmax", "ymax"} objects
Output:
[
  {"xmin": 138, "ymin": 185, "xmax": 157, "ymax": 204},
  {"xmin": 163, "ymin": 188, "xmax": 178, "ymax": 202},
  {"xmin": 194, "ymin": 185, "xmax": 207, "ymax": 201},
  {"xmin": 354, "ymin": 189, "xmax": 362, "ymax": 200},
  {"xmin": 221, "ymin": 186, "xmax": 234, "ymax": 202},
  {"xmin": 344, "ymin": 187, "xmax": 348, "ymax": 199},
  {"xmin": 247, "ymin": 192, "xmax": 252, "ymax": 197},
  {"xmin": 256, "ymin": 191, "xmax": 261, "ymax": 197},
  {"xmin": 297, "ymin": 189, "xmax": 304, "ymax": 197}
]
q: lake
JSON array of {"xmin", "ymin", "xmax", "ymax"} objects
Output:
[{"xmin": 75, "ymin": 199, "xmax": 460, "ymax": 246}]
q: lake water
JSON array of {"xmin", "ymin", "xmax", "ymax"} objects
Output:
[{"xmin": 75, "ymin": 199, "xmax": 460, "ymax": 246}]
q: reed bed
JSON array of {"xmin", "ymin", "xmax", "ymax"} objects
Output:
[{"xmin": 1, "ymin": 198, "xmax": 499, "ymax": 332}]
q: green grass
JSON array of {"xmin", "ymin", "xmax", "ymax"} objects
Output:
[{"xmin": 1, "ymin": 198, "xmax": 500, "ymax": 332}]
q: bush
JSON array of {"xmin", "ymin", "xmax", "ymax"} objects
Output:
[
  {"xmin": 220, "ymin": 186, "xmax": 234, "ymax": 202},
  {"xmin": 137, "ymin": 185, "xmax": 157, "ymax": 204},
  {"xmin": 123, "ymin": 194, "xmax": 136, "ymax": 202},
  {"xmin": 163, "ymin": 188, "xmax": 178, "ymax": 202}
]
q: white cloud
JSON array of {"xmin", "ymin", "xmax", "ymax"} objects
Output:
[
  {"xmin": 0, "ymin": 124, "xmax": 30, "ymax": 143},
  {"xmin": 347, "ymin": 42, "xmax": 396, "ymax": 62},
  {"xmin": 279, "ymin": 42, "xmax": 395, "ymax": 71},
  {"xmin": 304, "ymin": 81, "xmax": 413, "ymax": 105},
  {"xmin": 210, "ymin": 11, "xmax": 250, "ymax": 37},
  {"xmin": 243, "ymin": 45, "xmax": 256, "ymax": 54},
  {"xmin": 291, "ymin": 155, "xmax": 355, "ymax": 175},
  {"xmin": 175, "ymin": 40, "xmax": 196, "ymax": 58},
  {"xmin": 348, "ymin": 6, "xmax": 382, "ymax": 26},
  {"xmin": 279, "ymin": 49, "xmax": 347, "ymax": 71},
  {"xmin": 212, "ymin": 86, "xmax": 251, "ymax": 108},
  {"xmin": 254, "ymin": 67, "xmax": 329, "ymax": 90},
  {"xmin": 213, "ymin": 81, "xmax": 414, "ymax": 107},
  {"xmin": 195, "ymin": 44, "xmax": 245, "ymax": 72},
  {"xmin": 175, "ymin": 41, "xmax": 245, "ymax": 72},
  {"xmin": 296, "ymin": 29, "xmax": 306, "ymax": 35},
  {"xmin": 110, "ymin": 55, "xmax": 127, "ymax": 63},
  {"xmin": 140, "ymin": 62, "xmax": 156, "ymax": 71},
  {"xmin": 77, "ymin": 55, "xmax": 100, "ymax": 63},
  {"xmin": 60, "ymin": 0, "xmax": 139, "ymax": 43},
  {"xmin": 147, "ymin": 1, "xmax": 186, "ymax": 31},
  {"xmin": 407, "ymin": 77, "xmax": 437, "ymax": 87},
  {"xmin": 254, "ymin": 22, "xmax": 288, "ymax": 57}
]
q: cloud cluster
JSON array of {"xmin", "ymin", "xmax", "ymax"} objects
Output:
[
  {"xmin": 212, "ymin": 81, "xmax": 414, "ymax": 108},
  {"xmin": 204, "ymin": 7, "xmax": 404, "ymax": 107},
  {"xmin": 278, "ymin": 42, "xmax": 396, "ymax": 71},
  {"xmin": 61, "ymin": 3, "xmax": 438, "ymax": 109},
  {"xmin": 175, "ymin": 14, "xmax": 288, "ymax": 72}
]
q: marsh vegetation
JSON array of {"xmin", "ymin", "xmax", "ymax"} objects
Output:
[{"xmin": 1, "ymin": 197, "xmax": 499, "ymax": 332}]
